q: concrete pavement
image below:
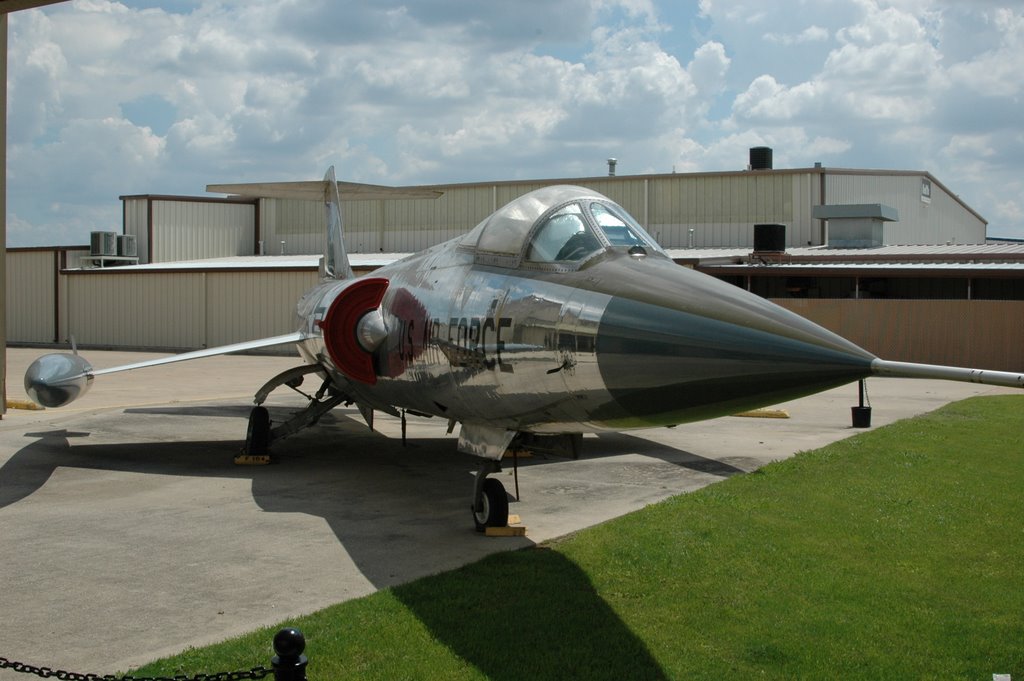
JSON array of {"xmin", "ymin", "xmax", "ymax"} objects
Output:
[{"xmin": 0, "ymin": 347, "xmax": 1015, "ymax": 677}]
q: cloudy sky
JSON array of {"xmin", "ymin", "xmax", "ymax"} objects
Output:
[{"xmin": 7, "ymin": 0, "xmax": 1024, "ymax": 246}]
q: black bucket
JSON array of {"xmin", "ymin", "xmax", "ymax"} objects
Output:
[{"xmin": 851, "ymin": 406, "xmax": 872, "ymax": 428}]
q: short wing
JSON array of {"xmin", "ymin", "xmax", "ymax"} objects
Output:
[
  {"xmin": 91, "ymin": 332, "xmax": 305, "ymax": 376},
  {"xmin": 25, "ymin": 332, "xmax": 304, "ymax": 408}
]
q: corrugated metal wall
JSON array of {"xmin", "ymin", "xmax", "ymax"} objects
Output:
[
  {"xmin": 123, "ymin": 170, "xmax": 985, "ymax": 261},
  {"xmin": 260, "ymin": 198, "xmax": 328, "ymax": 255},
  {"xmin": 205, "ymin": 271, "xmax": 318, "ymax": 346},
  {"xmin": 777, "ymin": 299, "xmax": 1024, "ymax": 371},
  {"xmin": 824, "ymin": 172, "xmax": 986, "ymax": 245},
  {"xmin": 67, "ymin": 272, "xmax": 207, "ymax": 348},
  {"xmin": 123, "ymin": 198, "xmax": 150, "ymax": 263},
  {"xmin": 58, "ymin": 269, "xmax": 315, "ymax": 350},
  {"xmin": 647, "ymin": 173, "xmax": 815, "ymax": 247},
  {"xmin": 7, "ymin": 250, "xmax": 56, "ymax": 343},
  {"xmin": 9, "ymin": 258, "xmax": 1021, "ymax": 374},
  {"xmin": 254, "ymin": 172, "xmax": 831, "ymax": 254},
  {"xmin": 151, "ymin": 200, "xmax": 255, "ymax": 262},
  {"xmin": 259, "ymin": 188, "xmax": 499, "ymax": 254},
  {"xmin": 381, "ymin": 186, "xmax": 496, "ymax": 252}
]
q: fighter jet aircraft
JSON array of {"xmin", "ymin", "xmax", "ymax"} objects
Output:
[{"xmin": 24, "ymin": 168, "xmax": 1024, "ymax": 531}]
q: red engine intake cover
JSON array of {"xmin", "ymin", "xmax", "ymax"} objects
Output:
[{"xmin": 318, "ymin": 277, "xmax": 389, "ymax": 385}]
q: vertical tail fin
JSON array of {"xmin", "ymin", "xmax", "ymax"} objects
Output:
[
  {"xmin": 207, "ymin": 169, "xmax": 443, "ymax": 279},
  {"xmin": 323, "ymin": 166, "xmax": 354, "ymax": 280}
]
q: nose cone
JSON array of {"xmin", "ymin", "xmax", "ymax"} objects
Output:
[
  {"xmin": 594, "ymin": 271, "xmax": 875, "ymax": 427},
  {"xmin": 24, "ymin": 353, "xmax": 94, "ymax": 408}
]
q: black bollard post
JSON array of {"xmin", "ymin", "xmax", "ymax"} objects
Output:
[
  {"xmin": 851, "ymin": 378, "xmax": 872, "ymax": 428},
  {"xmin": 271, "ymin": 627, "xmax": 308, "ymax": 681}
]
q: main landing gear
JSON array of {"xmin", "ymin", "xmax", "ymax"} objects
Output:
[
  {"xmin": 244, "ymin": 405, "xmax": 273, "ymax": 457},
  {"xmin": 472, "ymin": 460, "xmax": 510, "ymax": 532},
  {"xmin": 239, "ymin": 365, "xmax": 346, "ymax": 461}
]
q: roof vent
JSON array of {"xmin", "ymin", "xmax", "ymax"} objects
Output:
[{"xmin": 607, "ymin": 158, "xmax": 617, "ymax": 176}]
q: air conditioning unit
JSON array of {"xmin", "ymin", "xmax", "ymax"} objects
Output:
[
  {"xmin": 90, "ymin": 231, "xmax": 118, "ymax": 256},
  {"xmin": 117, "ymin": 234, "xmax": 138, "ymax": 257}
]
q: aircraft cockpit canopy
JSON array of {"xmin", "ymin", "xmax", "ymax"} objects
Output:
[{"xmin": 463, "ymin": 184, "xmax": 665, "ymax": 267}]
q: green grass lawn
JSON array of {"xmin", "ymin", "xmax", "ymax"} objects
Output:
[{"xmin": 133, "ymin": 395, "xmax": 1024, "ymax": 680}]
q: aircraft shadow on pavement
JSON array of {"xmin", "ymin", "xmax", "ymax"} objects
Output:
[
  {"xmin": 1, "ymin": 409, "xmax": 521, "ymax": 587},
  {"xmin": 0, "ymin": 405, "xmax": 713, "ymax": 677},
  {"xmin": 1, "ymin": 405, "xmax": 746, "ymax": 580}
]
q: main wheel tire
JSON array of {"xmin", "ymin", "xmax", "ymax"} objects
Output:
[
  {"xmin": 245, "ymin": 406, "xmax": 271, "ymax": 456},
  {"xmin": 473, "ymin": 477, "xmax": 509, "ymax": 532}
]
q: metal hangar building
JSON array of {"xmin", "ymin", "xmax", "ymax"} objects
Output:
[{"xmin": 7, "ymin": 151, "xmax": 1024, "ymax": 373}]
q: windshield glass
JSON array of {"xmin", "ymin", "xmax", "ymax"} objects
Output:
[
  {"xmin": 525, "ymin": 204, "xmax": 603, "ymax": 263},
  {"xmin": 589, "ymin": 202, "xmax": 663, "ymax": 251}
]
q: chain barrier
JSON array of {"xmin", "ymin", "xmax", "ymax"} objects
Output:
[
  {"xmin": 1, "ymin": 626, "xmax": 306, "ymax": 681},
  {"xmin": 0, "ymin": 656, "xmax": 270, "ymax": 680}
]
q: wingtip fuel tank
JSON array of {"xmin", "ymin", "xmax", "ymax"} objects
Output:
[{"xmin": 24, "ymin": 353, "xmax": 94, "ymax": 408}]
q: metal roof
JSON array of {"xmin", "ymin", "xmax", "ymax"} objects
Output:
[
  {"xmin": 65, "ymin": 243, "xmax": 1024, "ymax": 275},
  {"xmin": 671, "ymin": 243, "xmax": 1024, "ymax": 278},
  {"xmin": 669, "ymin": 243, "xmax": 1024, "ymax": 268},
  {"xmin": 66, "ymin": 254, "xmax": 405, "ymax": 273},
  {"xmin": 1, "ymin": 1, "xmax": 67, "ymax": 13}
]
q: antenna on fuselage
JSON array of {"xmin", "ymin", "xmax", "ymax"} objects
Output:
[{"xmin": 323, "ymin": 166, "xmax": 354, "ymax": 280}]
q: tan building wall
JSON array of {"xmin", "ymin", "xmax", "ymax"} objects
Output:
[
  {"xmin": 252, "ymin": 168, "xmax": 984, "ymax": 255},
  {"xmin": 123, "ymin": 197, "xmax": 149, "ymax": 263},
  {"xmin": 777, "ymin": 299, "xmax": 1024, "ymax": 372},
  {"xmin": 67, "ymin": 272, "xmax": 207, "ymax": 348},
  {"xmin": 150, "ymin": 200, "xmax": 255, "ymax": 263},
  {"xmin": 259, "ymin": 198, "xmax": 327, "ymax": 255},
  {"xmin": 9, "ymin": 254, "xmax": 1020, "ymax": 373},
  {"xmin": 824, "ymin": 171, "xmax": 986, "ymax": 246},
  {"xmin": 204, "ymin": 270, "xmax": 318, "ymax": 347},
  {"xmin": 56, "ymin": 268, "xmax": 314, "ymax": 351},
  {"xmin": 123, "ymin": 196, "xmax": 256, "ymax": 264},
  {"xmin": 7, "ymin": 247, "xmax": 91, "ymax": 344},
  {"xmin": 6, "ymin": 249, "xmax": 56, "ymax": 343}
]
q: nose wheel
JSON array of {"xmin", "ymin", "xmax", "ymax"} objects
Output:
[{"xmin": 472, "ymin": 460, "xmax": 510, "ymax": 532}]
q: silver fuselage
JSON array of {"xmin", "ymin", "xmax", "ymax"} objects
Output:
[{"xmin": 297, "ymin": 242, "xmax": 875, "ymax": 434}]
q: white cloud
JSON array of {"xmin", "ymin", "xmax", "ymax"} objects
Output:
[
  {"xmin": 947, "ymin": 8, "xmax": 1024, "ymax": 97},
  {"xmin": 993, "ymin": 199, "xmax": 1023, "ymax": 225},
  {"xmin": 764, "ymin": 25, "xmax": 829, "ymax": 45},
  {"xmin": 687, "ymin": 41, "xmax": 731, "ymax": 97},
  {"xmin": 732, "ymin": 75, "xmax": 826, "ymax": 120},
  {"xmin": 5, "ymin": 0, "xmax": 1024, "ymax": 246}
]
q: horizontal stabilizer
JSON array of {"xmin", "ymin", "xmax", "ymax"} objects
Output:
[{"xmin": 207, "ymin": 180, "xmax": 443, "ymax": 202}]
